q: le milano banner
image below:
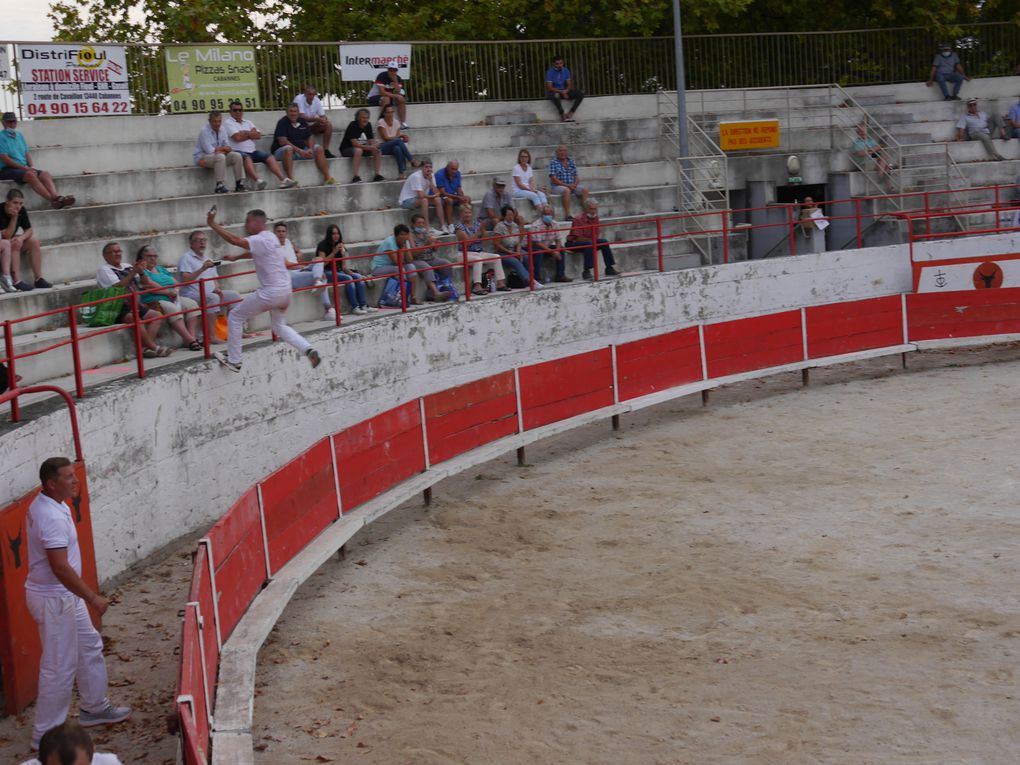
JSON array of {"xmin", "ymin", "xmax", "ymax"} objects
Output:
[{"xmin": 165, "ymin": 45, "xmax": 260, "ymax": 114}]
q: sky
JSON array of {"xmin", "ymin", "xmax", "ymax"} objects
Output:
[{"xmin": 3, "ymin": 0, "xmax": 56, "ymax": 40}]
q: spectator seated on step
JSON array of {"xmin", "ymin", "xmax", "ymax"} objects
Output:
[
  {"xmin": 480, "ymin": 177, "xmax": 514, "ymax": 231},
  {"xmin": 1005, "ymin": 93, "xmax": 1020, "ymax": 140},
  {"xmin": 409, "ymin": 213, "xmax": 454, "ymax": 298},
  {"xmin": 453, "ymin": 204, "xmax": 507, "ymax": 295},
  {"xmin": 926, "ymin": 42, "xmax": 969, "ymax": 101},
  {"xmin": 0, "ymin": 111, "xmax": 74, "ymax": 209},
  {"xmin": 398, "ymin": 159, "xmax": 449, "ymax": 234},
  {"xmin": 527, "ymin": 204, "xmax": 571, "ymax": 283},
  {"xmin": 545, "ymin": 56, "xmax": 585, "ymax": 122},
  {"xmin": 270, "ymin": 104, "xmax": 337, "ymax": 186},
  {"xmin": 377, "ymin": 103, "xmax": 418, "ymax": 179},
  {"xmin": 339, "ymin": 109, "xmax": 384, "ymax": 183},
  {"xmin": 19, "ymin": 720, "xmax": 123, "ymax": 765},
  {"xmin": 955, "ymin": 99, "xmax": 1006, "ymax": 161},
  {"xmin": 366, "ymin": 61, "xmax": 410, "ymax": 128},
  {"xmin": 850, "ymin": 123, "xmax": 893, "ymax": 190},
  {"xmin": 272, "ymin": 220, "xmax": 336, "ymax": 321},
  {"xmin": 492, "ymin": 205, "xmax": 539, "ymax": 288},
  {"xmin": 314, "ymin": 223, "xmax": 374, "ymax": 315},
  {"xmin": 95, "ymin": 242, "xmax": 172, "ymax": 358},
  {"xmin": 176, "ymin": 230, "xmax": 241, "ymax": 344},
  {"xmin": 548, "ymin": 144, "xmax": 589, "ymax": 220},
  {"xmin": 511, "ymin": 149, "xmax": 548, "ymax": 208},
  {"xmin": 0, "ymin": 188, "xmax": 52, "ymax": 293},
  {"xmin": 193, "ymin": 110, "xmax": 245, "ymax": 194},
  {"xmin": 565, "ymin": 198, "xmax": 620, "ymax": 281},
  {"xmin": 292, "ymin": 84, "xmax": 336, "ymax": 158},
  {"xmin": 225, "ymin": 100, "xmax": 293, "ymax": 190},
  {"xmin": 136, "ymin": 244, "xmax": 202, "ymax": 351},
  {"xmin": 435, "ymin": 160, "xmax": 471, "ymax": 223}
]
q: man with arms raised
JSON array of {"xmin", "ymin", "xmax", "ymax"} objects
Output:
[
  {"xmin": 25, "ymin": 458, "xmax": 130, "ymax": 751},
  {"xmin": 207, "ymin": 206, "xmax": 321, "ymax": 372}
]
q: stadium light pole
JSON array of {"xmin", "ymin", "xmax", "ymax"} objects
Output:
[{"xmin": 672, "ymin": 0, "xmax": 689, "ymax": 158}]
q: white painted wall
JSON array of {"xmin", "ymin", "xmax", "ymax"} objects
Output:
[{"xmin": 1, "ymin": 244, "xmax": 914, "ymax": 580}]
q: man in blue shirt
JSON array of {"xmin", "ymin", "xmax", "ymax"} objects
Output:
[
  {"xmin": 0, "ymin": 112, "xmax": 74, "ymax": 208},
  {"xmin": 545, "ymin": 57, "xmax": 584, "ymax": 122},
  {"xmin": 925, "ymin": 43, "xmax": 969, "ymax": 101},
  {"xmin": 435, "ymin": 159, "xmax": 471, "ymax": 224},
  {"xmin": 1006, "ymin": 94, "xmax": 1020, "ymax": 140}
]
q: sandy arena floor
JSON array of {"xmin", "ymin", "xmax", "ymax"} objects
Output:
[
  {"xmin": 251, "ymin": 348, "xmax": 1020, "ymax": 765},
  {"xmin": 2, "ymin": 347, "xmax": 1019, "ymax": 765}
]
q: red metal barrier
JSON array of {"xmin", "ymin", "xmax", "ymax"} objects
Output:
[
  {"xmin": 704, "ymin": 311, "xmax": 804, "ymax": 378},
  {"xmin": 177, "ymin": 699, "xmax": 208, "ymax": 765},
  {"xmin": 188, "ymin": 545, "xmax": 219, "ymax": 708},
  {"xmin": 805, "ymin": 296, "xmax": 904, "ymax": 358},
  {"xmin": 616, "ymin": 327, "xmax": 703, "ymax": 401},
  {"xmin": 332, "ymin": 400, "xmax": 425, "ymax": 511},
  {"xmin": 518, "ymin": 349, "xmax": 615, "ymax": 430},
  {"xmin": 206, "ymin": 487, "xmax": 267, "ymax": 644},
  {"xmin": 176, "ymin": 608, "xmax": 209, "ymax": 759},
  {"xmin": 259, "ymin": 438, "xmax": 339, "ymax": 575},
  {"xmin": 906, "ymin": 287, "xmax": 1020, "ymax": 341},
  {"xmin": 423, "ymin": 372, "xmax": 519, "ymax": 465}
]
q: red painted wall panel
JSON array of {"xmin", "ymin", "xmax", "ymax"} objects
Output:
[
  {"xmin": 333, "ymin": 400, "xmax": 425, "ymax": 512},
  {"xmin": 187, "ymin": 546, "xmax": 218, "ymax": 705},
  {"xmin": 907, "ymin": 288, "xmax": 1020, "ymax": 341},
  {"xmin": 259, "ymin": 438, "xmax": 339, "ymax": 575},
  {"xmin": 178, "ymin": 700, "xmax": 208, "ymax": 765},
  {"xmin": 176, "ymin": 610, "xmax": 209, "ymax": 764},
  {"xmin": 518, "ymin": 349, "xmax": 615, "ymax": 430},
  {"xmin": 806, "ymin": 296, "xmax": 903, "ymax": 358},
  {"xmin": 616, "ymin": 327, "xmax": 703, "ymax": 401},
  {"xmin": 704, "ymin": 311, "xmax": 804, "ymax": 378},
  {"xmin": 424, "ymin": 372, "xmax": 519, "ymax": 464},
  {"xmin": 207, "ymin": 488, "xmax": 267, "ymax": 643}
]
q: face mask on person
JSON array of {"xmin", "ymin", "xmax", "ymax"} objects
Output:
[
  {"xmin": 941, "ymin": 51, "xmax": 952, "ymax": 57},
  {"xmin": 413, "ymin": 226, "xmax": 426, "ymax": 234},
  {"xmin": 542, "ymin": 215, "xmax": 553, "ymax": 224},
  {"xmin": 586, "ymin": 211, "xmax": 597, "ymax": 219},
  {"xmin": 3, "ymin": 128, "xmax": 15, "ymax": 137}
]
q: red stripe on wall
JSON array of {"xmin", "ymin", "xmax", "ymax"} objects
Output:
[
  {"xmin": 907, "ymin": 288, "xmax": 1020, "ymax": 341},
  {"xmin": 424, "ymin": 372, "xmax": 519, "ymax": 464},
  {"xmin": 806, "ymin": 296, "xmax": 903, "ymax": 358},
  {"xmin": 518, "ymin": 349, "xmax": 615, "ymax": 430},
  {"xmin": 704, "ymin": 311, "xmax": 803, "ymax": 378},
  {"xmin": 616, "ymin": 327, "xmax": 703, "ymax": 400}
]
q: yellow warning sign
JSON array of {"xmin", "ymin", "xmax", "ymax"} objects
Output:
[{"xmin": 718, "ymin": 119, "xmax": 781, "ymax": 151}]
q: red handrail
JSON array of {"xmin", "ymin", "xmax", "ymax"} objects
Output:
[{"xmin": 0, "ymin": 385, "xmax": 84, "ymax": 458}]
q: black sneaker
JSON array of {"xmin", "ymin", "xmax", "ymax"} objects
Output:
[
  {"xmin": 581, "ymin": 269, "xmax": 592, "ymax": 281},
  {"xmin": 34, "ymin": 278, "xmax": 53, "ymax": 289},
  {"xmin": 234, "ymin": 181, "xmax": 246, "ymax": 192},
  {"xmin": 350, "ymin": 176, "xmax": 362, "ymax": 183},
  {"xmin": 604, "ymin": 266, "xmax": 620, "ymax": 276},
  {"xmin": 214, "ymin": 183, "xmax": 228, "ymax": 194},
  {"xmin": 14, "ymin": 280, "xmax": 34, "ymax": 291},
  {"xmin": 324, "ymin": 149, "xmax": 336, "ymax": 159},
  {"xmin": 372, "ymin": 174, "xmax": 385, "ymax": 182},
  {"xmin": 213, "ymin": 350, "xmax": 241, "ymax": 373}
]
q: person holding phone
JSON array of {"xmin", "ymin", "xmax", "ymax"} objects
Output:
[{"xmin": 206, "ymin": 205, "xmax": 321, "ymax": 372}]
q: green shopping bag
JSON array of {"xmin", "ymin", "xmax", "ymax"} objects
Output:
[{"xmin": 77, "ymin": 286, "xmax": 126, "ymax": 327}]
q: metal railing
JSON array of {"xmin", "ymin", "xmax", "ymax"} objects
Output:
[{"xmin": 3, "ymin": 23, "xmax": 1019, "ymax": 116}]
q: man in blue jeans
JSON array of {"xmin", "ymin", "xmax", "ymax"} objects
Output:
[
  {"xmin": 926, "ymin": 43, "xmax": 970, "ymax": 101},
  {"xmin": 545, "ymin": 57, "xmax": 584, "ymax": 122},
  {"xmin": 566, "ymin": 198, "xmax": 620, "ymax": 280}
]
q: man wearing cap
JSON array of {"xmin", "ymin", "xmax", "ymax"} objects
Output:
[
  {"xmin": 398, "ymin": 159, "xmax": 448, "ymax": 234},
  {"xmin": 367, "ymin": 61, "xmax": 409, "ymax": 129},
  {"xmin": 1005, "ymin": 94, "xmax": 1020, "ymax": 140},
  {"xmin": 292, "ymin": 84, "xmax": 336, "ymax": 158},
  {"xmin": 955, "ymin": 99, "xmax": 1006, "ymax": 160},
  {"xmin": 0, "ymin": 113, "xmax": 75, "ymax": 209},
  {"xmin": 481, "ymin": 177, "xmax": 514, "ymax": 231},
  {"xmin": 926, "ymin": 43, "xmax": 969, "ymax": 101}
]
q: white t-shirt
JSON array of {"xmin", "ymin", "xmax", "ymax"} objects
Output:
[
  {"xmin": 21, "ymin": 754, "xmax": 123, "ymax": 765},
  {"xmin": 247, "ymin": 230, "xmax": 291, "ymax": 292},
  {"xmin": 177, "ymin": 250, "xmax": 219, "ymax": 303},
  {"xmin": 25, "ymin": 492, "xmax": 81, "ymax": 596},
  {"xmin": 225, "ymin": 115, "xmax": 258, "ymax": 153},
  {"xmin": 399, "ymin": 170, "xmax": 431, "ymax": 205},
  {"xmin": 957, "ymin": 111, "xmax": 991, "ymax": 135},
  {"xmin": 280, "ymin": 238, "xmax": 300, "ymax": 265},
  {"xmin": 95, "ymin": 262, "xmax": 132, "ymax": 290},
  {"xmin": 293, "ymin": 94, "xmax": 325, "ymax": 119},
  {"xmin": 512, "ymin": 163, "xmax": 534, "ymax": 190}
]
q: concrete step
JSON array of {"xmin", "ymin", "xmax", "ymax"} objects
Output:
[
  {"xmin": 3, "ymin": 138, "xmax": 665, "ymax": 210},
  {"xmin": 23, "ymin": 116, "xmax": 663, "ymax": 176}
]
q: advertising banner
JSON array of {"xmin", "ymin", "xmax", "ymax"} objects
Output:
[
  {"xmin": 18, "ymin": 44, "xmax": 130, "ymax": 117},
  {"xmin": 916, "ymin": 255, "xmax": 1020, "ymax": 292},
  {"xmin": 165, "ymin": 45, "xmax": 260, "ymax": 114},
  {"xmin": 339, "ymin": 43, "xmax": 411, "ymax": 81},
  {"xmin": 0, "ymin": 45, "xmax": 10, "ymax": 80}
]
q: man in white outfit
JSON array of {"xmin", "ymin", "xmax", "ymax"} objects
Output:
[
  {"xmin": 25, "ymin": 458, "xmax": 130, "ymax": 750},
  {"xmin": 207, "ymin": 206, "xmax": 321, "ymax": 372},
  {"xmin": 19, "ymin": 720, "xmax": 123, "ymax": 764}
]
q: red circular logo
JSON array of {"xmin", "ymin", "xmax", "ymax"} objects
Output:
[{"xmin": 973, "ymin": 262, "xmax": 1003, "ymax": 289}]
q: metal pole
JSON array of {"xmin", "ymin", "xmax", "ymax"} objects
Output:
[{"xmin": 672, "ymin": 0, "xmax": 690, "ymax": 213}]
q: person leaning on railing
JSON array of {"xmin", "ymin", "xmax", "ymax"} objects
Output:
[
  {"xmin": 492, "ymin": 205, "xmax": 541, "ymax": 288},
  {"xmin": 136, "ymin": 245, "xmax": 202, "ymax": 351},
  {"xmin": 176, "ymin": 230, "xmax": 241, "ymax": 345},
  {"xmin": 0, "ymin": 188, "xmax": 51, "ymax": 292},
  {"xmin": 453, "ymin": 204, "xmax": 507, "ymax": 295},
  {"xmin": 95, "ymin": 242, "xmax": 172, "ymax": 358},
  {"xmin": 565, "ymin": 198, "xmax": 619, "ymax": 280}
]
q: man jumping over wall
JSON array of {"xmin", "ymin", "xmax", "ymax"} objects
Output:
[{"xmin": 206, "ymin": 206, "xmax": 321, "ymax": 373}]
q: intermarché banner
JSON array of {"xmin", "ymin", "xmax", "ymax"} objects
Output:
[
  {"xmin": 18, "ymin": 44, "xmax": 130, "ymax": 117},
  {"xmin": 165, "ymin": 45, "xmax": 260, "ymax": 114}
]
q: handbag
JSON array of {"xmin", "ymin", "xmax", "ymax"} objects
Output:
[
  {"xmin": 379, "ymin": 277, "xmax": 413, "ymax": 308},
  {"xmin": 435, "ymin": 275, "xmax": 459, "ymax": 302},
  {"xmin": 77, "ymin": 286, "xmax": 125, "ymax": 327}
]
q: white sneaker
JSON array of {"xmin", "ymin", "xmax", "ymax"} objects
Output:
[
  {"xmin": 324, "ymin": 307, "xmax": 336, "ymax": 320},
  {"xmin": 365, "ymin": 305, "xmax": 379, "ymax": 312},
  {"xmin": 353, "ymin": 306, "xmax": 367, "ymax": 315},
  {"xmin": 400, "ymin": 122, "xmax": 410, "ymax": 129},
  {"xmin": 0, "ymin": 274, "xmax": 14, "ymax": 293},
  {"xmin": 79, "ymin": 703, "xmax": 132, "ymax": 727},
  {"xmin": 281, "ymin": 178, "xmax": 298, "ymax": 189},
  {"xmin": 313, "ymin": 278, "xmax": 327, "ymax": 288},
  {"xmin": 213, "ymin": 351, "xmax": 242, "ymax": 373},
  {"xmin": 430, "ymin": 227, "xmax": 446, "ymax": 237},
  {"xmin": 444, "ymin": 224, "xmax": 455, "ymax": 235},
  {"xmin": 531, "ymin": 281, "xmax": 545, "ymax": 289},
  {"xmin": 256, "ymin": 178, "xmax": 267, "ymax": 191}
]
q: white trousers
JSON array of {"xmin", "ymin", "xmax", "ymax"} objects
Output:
[
  {"xmin": 227, "ymin": 289, "xmax": 311, "ymax": 364},
  {"xmin": 26, "ymin": 591, "xmax": 109, "ymax": 742},
  {"xmin": 464, "ymin": 251, "xmax": 505, "ymax": 284}
]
